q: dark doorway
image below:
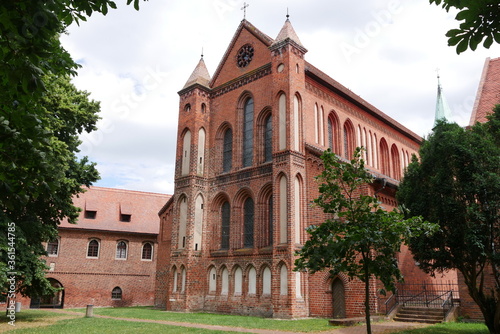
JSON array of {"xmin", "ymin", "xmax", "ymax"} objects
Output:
[
  {"xmin": 30, "ymin": 278, "xmax": 64, "ymax": 308},
  {"xmin": 332, "ymin": 277, "xmax": 345, "ymax": 318}
]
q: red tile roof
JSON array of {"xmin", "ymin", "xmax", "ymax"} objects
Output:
[
  {"xmin": 59, "ymin": 186, "xmax": 171, "ymax": 235},
  {"xmin": 470, "ymin": 57, "xmax": 500, "ymax": 125}
]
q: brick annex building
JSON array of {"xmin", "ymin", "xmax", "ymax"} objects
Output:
[
  {"xmin": 155, "ymin": 18, "xmax": 448, "ymax": 318},
  {"xmin": 22, "ymin": 187, "xmax": 170, "ymax": 309}
]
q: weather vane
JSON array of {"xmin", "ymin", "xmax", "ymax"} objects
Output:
[{"xmin": 241, "ymin": 2, "xmax": 249, "ymax": 20}]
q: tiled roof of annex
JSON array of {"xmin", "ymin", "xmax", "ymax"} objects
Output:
[{"xmin": 59, "ymin": 186, "xmax": 171, "ymax": 235}]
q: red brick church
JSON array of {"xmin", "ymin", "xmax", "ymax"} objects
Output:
[{"xmin": 154, "ymin": 18, "xmax": 448, "ymax": 319}]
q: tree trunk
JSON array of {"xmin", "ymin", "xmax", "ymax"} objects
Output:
[{"xmin": 365, "ymin": 266, "xmax": 372, "ymax": 334}]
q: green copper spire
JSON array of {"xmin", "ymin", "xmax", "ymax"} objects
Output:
[{"xmin": 434, "ymin": 74, "xmax": 453, "ymax": 125}]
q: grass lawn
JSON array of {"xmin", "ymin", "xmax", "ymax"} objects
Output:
[
  {"xmin": 66, "ymin": 306, "xmax": 335, "ymax": 332},
  {"xmin": 2, "ymin": 315, "xmax": 237, "ymax": 333},
  {"xmin": 1, "ymin": 307, "xmax": 490, "ymax": 333},
  {"xmin": 0, "ymin": 309, "xmax": 78, "ymax": 333},
  {"xmin": 391, "ymin": 321, "xmax": 489, "ymax": 333}
]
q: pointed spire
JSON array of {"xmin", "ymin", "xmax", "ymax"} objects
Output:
[
  {"xmin": 273, "ymin": 13, "xmax": 304, "ymax": 48},
  {"xmin": 183, "ymin": 56, "xmax": 211, "ymax": 89},
  {"xmin": 434, "ymin": 73, "xmax": 453, "ymax": 125}
]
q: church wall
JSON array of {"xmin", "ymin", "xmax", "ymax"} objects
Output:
[
  {"xmin": 155, "ymin": 202, "xmax": 174, "ymax": 308},
  {"xmin": 156, "ymin": 19, "xmax": 456, "ymax": 319}
]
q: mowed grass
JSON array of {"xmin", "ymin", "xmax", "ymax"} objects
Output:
[
  {"xmin": 0, "ymin": 309, "xmax": 78, "ymax": 333},
  {"xmin": 67, "ymin": 306, "xmax": 335, "ymax": 332},
  {"xmin": 391, "ymin": 321, "xmax": 489, "ymax": 334},
  {"xmin": 1, "ymin": 307, "xmax": 490, "ymax": 333},
  {"xmin": 2, "ymin": 315, "xmax": 236, "ymax": 333}
]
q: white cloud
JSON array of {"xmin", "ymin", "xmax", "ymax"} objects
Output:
[{"xmin": 62, "ymin": 0, "xmax": 500, "ymax": 194}]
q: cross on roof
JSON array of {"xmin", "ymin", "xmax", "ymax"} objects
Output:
[{"xmin": 241, "ymin": 2, "xmax": 249, "ymax": 19}]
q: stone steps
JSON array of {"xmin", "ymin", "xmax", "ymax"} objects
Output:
[{"xmin": 394, "ymin": 306, "xmax": 445, "ymax": 324}]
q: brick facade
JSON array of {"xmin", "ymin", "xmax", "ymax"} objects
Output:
[
  {"xmin": 155, "ymin": 19, "xmax": 451, "ymax": 319},
  {"xmin": 19, "ymin": 187, "xmax": 169, "ymax": 309}
]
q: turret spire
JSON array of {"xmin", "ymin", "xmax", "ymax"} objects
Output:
[
  {"xmin": 434, "ymin": 72, "xmax": 453, "ymax": 125},
  {"xmin": 182, "ymin": 57, "xmax": 211, "ymax": 89}
]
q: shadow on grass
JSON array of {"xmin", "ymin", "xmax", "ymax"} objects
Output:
[{"xmin": 4, "ymin": 317, "xmax": 241, "ymax": 333}]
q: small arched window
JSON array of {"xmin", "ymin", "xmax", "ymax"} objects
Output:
[
  {"xmin": 111, "ymin": 287, "xmax": 122, "ymax": 300},
  {"xmin": 116, "ymin": 241, "xmax": 127, "ymax": 259},
  {"xmin": 87, "ymin": 239, "xmax": 99, "ymax": 258},
  {"xmin": 47, "ymin": 238, "xmax": 59, "ymax": 256},
  {"xmin": 141, "ymin": 242, "xmax": 153, "ymax": 260}
]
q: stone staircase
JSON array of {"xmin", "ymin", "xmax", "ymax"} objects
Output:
[{"xmin": 393, "ymin": 306, "xmax": 445, "ymax": 324}]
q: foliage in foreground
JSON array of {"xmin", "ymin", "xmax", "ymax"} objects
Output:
[
  {"xmin": 295, "ymin": 148, "xmax": 437, "ymax": 334},
  {"xmin": 430, "ymin": 0, "xmax": 500, "ymax": 54},
  {"xmin": 398, "ymin": 106, "xmax": 500, "ymax": 334},
  {"xmin": 0, "ymin": 0, "xmax": 143, "ymax": 300}
]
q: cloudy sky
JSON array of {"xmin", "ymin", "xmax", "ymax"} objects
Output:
[{"xmin": 61, "ymin": 0, "xmax": 500, "ymax": 195}]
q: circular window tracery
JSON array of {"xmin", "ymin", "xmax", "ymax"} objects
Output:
[{"xmin": 237, "ymin": 44, "xmax": 254, "ymax": 68}]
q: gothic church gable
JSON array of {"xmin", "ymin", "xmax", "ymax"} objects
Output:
[{"xmin": 210, "ymin": 20, "xmax": 274, "ymax": 88}]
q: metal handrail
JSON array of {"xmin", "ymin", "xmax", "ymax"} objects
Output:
[
  {"xmin": 441, "ymin": 291, "xmax": 454, "ymax": 317},
  {"xmin": 385, "ymin": 293, "xmax": 398, "ymax": 315}
]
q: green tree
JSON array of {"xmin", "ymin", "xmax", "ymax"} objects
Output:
[
  {"xmin": 397, "ymin": 108, "xmax": 500, "ymax": 334},
  {"xmin": 295, "ymin": 148, "xmax": 435, "ymax": 334},
  {"xmin": 0, "ymin": 74, "xmax": 100, "ymax": 299},
  {"xmin": 0, "ymin": 0, "xmax": 143, "ymax": 301},
  {"xmin": 430, "ymin": 0, "xmax": 500, "ymax": 54}
]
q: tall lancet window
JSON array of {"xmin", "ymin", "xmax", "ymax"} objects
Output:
[
  {"xmin": 243, "ymin": 98, "xmax": 254, "ymax": 167},
  {"xmin": 264, "ymin": 114, "xmax": 272, "ymax": 162},
  {"xmin": 243, "ymin": 197, "xmax": 254, "ymax": 248},
  {"xmin": 221, "ymin": 201, "xmax": 230, "ymax": 250},
  {"xmin": 223, "ymin": 128, "xmax": 233, "ymax": 172}
]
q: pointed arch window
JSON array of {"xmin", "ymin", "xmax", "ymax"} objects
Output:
[
  {"xmin": 178, "ymin": 197, "xmax": 188, "ymax": 249},
  {"xmin": 221, "ymin": 201, "xmax": 230, "ymax": 250},
  {"xmin": 264, "ymin": 114, "xmax": 272, "ymax": 162},
  {"xmin": 223, "ymin": 128, "xmax": 232, "ymax": 172},
  {"xmin": 243, "ymin": 98, "xmax": 254, "ymax": 167},
  {"xmin": 248, "ymin": 266, "xmax": 257, "ymax": 295},
  {"xmin": 379, "ymin": 138, "xmax": 390, "ymax": 176},
  {"xmin": 343, "ymin": 122, "xmax": 355, "ymax": 160},
  {"xmin": 181, "ymin": 130, "xmax": 191, "ymax": 176},
  {"xmin": 193, "ymin": 195, "xmax": 204, "ymax": 251},
  {"xmin": 208, "ymin": 267, "xmax": 217, "ymax": 293},
  {"xmin": 243, "ymin": 197, "xmax": 254, "ymax": 248},
  {"xmin": 221, "ymin": 267, "xmax": 229, "ymax": 295},
  {"xmin": 234, "ymin": 266, "xmax": 243, "ymax": 295},
  {"xmin": 262, "ymin": 267, "xmax": 271, "ymax": 295},
  {"xmin": 268, "ymin": 196, "xmax": 273, "ymax": 246},
  {"xmin": 328, "ymin": 118, "xmax": 333, "ymax": 150}
]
